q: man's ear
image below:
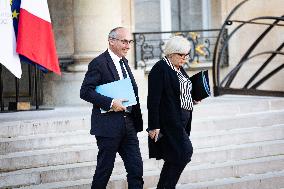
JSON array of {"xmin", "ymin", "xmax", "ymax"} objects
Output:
[{"xmin": 108, "ymin": 39, "xmax": 114, "ymax": 46}]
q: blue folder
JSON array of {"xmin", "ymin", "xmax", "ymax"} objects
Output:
[{"xmin": 96, "ymin": 78, "xmax": 137, "ymax": 107}]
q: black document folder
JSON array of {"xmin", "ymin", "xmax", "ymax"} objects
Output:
[{"xmin": 190, "ymin": 70, "xmax": 211, "ymax": 101}]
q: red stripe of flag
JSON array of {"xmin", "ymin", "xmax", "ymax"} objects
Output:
[{"xmin": 16, "ymin": 9, "xmax": 61, "ymax": 75}]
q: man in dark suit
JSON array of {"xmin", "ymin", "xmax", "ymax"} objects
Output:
[{"xmin": 80, "ymin": 27, "xmax": 144, "ymax": 189}]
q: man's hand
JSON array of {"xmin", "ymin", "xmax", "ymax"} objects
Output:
[
  {"xmin": 111, "ymin": 99, "xmax": 128, "ymax": 112},
  {"xmin": 148, "ymin": 129, "xmax": 160, "ymax": 142}
]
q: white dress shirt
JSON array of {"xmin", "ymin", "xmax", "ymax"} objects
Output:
[
  {"xmin": 107, "ymin": 49, "xmax": 130, "ymax": 110},
  {"xmin": 108, "ymin": 49, "xmax": 129, "ymax": 79}
]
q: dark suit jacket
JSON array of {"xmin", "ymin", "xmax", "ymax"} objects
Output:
[
  {"xmin": 147, "ymin": 58, "xmax": 192, "ymax": 163},
  {"xmin": 80, "ymin": 50, "xmax": 143, "ymax": 137}
]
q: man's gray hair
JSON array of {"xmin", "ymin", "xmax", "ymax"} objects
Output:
[
  {"xmin": 164, "ymin": 35, "xmax": 191, "ymax": 56},
  {"xmin": 108, "ymin": 27, "xmax": 124, "ymax": 39}
]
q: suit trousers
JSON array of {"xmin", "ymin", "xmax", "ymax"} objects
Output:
[
  {"xmin": 91, "ymin": 115, "xmax": 144, "ymax": 189},
  {"xmin": 157, "ymin": 109, "xmax": 193, "ymax": 189}
]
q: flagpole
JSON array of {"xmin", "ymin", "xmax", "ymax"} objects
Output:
[
  {"xmin": 15, "ymin": 77, "xmax": 19, "ymax": 109},
  {"xmin": 34, "ymin": 65, "xmax": 39, "ymax": 110},
  {"xmin": 28, "ymin": 64, "xmax": 32, "ymax": 96},
  {"xmin": 0, "ymin": 65, "xmax": 4, "ymax": 111}
]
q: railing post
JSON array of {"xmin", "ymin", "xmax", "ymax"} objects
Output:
[
  {"xmin": 0, "ymin": 65, "xmax": 3, "ymax": 111},
  {"xmin": 15, "ymin": 77, "xmax": 19, "ymax": 105},
  {"xmin": 34, "ymin": 65, "xmax": 39, "ymax": 110},
  {"xmin": 133, "ymin": 33, "xmax": 138, "ymax": 69},
  {"xmin": 28, "ymin": 64, "xmax": 32, "ymax": 96}
]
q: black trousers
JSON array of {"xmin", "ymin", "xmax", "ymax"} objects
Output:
[
  {"xmin": 156, "ymin": 161, "xmax": 189, "ymax": 189},
  {"xmin": 91, "ymin": 115, "xmax": 144, "ymax": 189},
  {"xmin": 157, "ymin": 109, "xmax": 193, "ymax": 189}
]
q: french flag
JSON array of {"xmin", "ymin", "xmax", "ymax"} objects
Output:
[{"xmin": 16, "ymin": 0, "xmax": 61, "ymax": 75}]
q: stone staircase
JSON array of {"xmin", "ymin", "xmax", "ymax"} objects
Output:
[{"xmin": 0, "ymin": 95, "xmax": 284, "ymax": 189}]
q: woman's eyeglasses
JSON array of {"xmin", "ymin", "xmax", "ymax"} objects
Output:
[
  {"xmin": 176, "ymin": 53, "xmax": 190, "ymax": 59},
  {"xmin": 111, "ymin": 38, "xmax": 134, "ymax": 45}
]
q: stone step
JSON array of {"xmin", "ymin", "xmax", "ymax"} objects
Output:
[
  {"xmin": 188, "ymin": 96, "xmax": 284, "ymax": 118},
  {"xmin": 13, "ymin": 155, "xmax": 284, "ymax": 189},
  {"xmin": 1, "ymin": 96, "xmax": 284, "ymax": 138},
  {"xmin": 179, "ymin": 155, "xmax": 284, "ymax": 187},
  {"xmin": 145, "ymin": 155, "xmax": 284, "ymax": 189},
  {"xmin": 18, "ymin": 179, "xmax": 92, "ymax": 189},
  {"xmin": 1, "ymin": 106, "xmax": 283, "ymax": 140},
  {"xmin": 0, "ymin": 144, "xmax": 97, "ymax": 172},
  {"xmin": 139, "ymin": 123, "xmax": 284, "ymax": 148},
  {"xmin": 175, "ymin": 170, "xmax": 284, "ymax": 189},
  {"xmin": 0, "ymin": 115, "xmax": 90, "ymax": 138},
  {"xmin": 0, "ymin": 157, "xmax": 158, "ymax": 188},
  {"xmin": 143, "ymin": 96, "xmax": 284, "ymax": 123},
  {"xmin": 190, "ymin": 123, "xmax": 284, "ymax": 149},
  {"xmin": 0, "ymin": 130, "xmax": 93, "ymax": 155},
  {"xmin": 191, "ymin": 139, "xmax": 284, "ymax": 165},
  {"xmin": 191, "ymin": 109, "xmax": 284, "ymax": 132},
  {"xmin": 1, "ymin": 138, "xmax": 284, "ymax": 173},
  {"xmin": 1, "ymin": 121, "xmax": 283, "ymax": 154}
]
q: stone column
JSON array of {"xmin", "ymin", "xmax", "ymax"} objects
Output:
[
  {"xmin": 43, "ymin": 0, "xmax": 135, "ymax": 106},
  {"xmin": 67, "ymin": 0, "xmax": 125, "ymax": 72}
]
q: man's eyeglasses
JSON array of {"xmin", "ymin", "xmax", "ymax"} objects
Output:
[
  {"xmin": 176, "ymin": 53, "xmax": 190, "ymax": 59},
  {"xmin": 111, "ymin": 38, "xmax": 134, "ymax": 45}
]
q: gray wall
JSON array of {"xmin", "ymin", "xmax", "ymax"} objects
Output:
[
  {"xmin": 135, "ymin": 0, "xmax": 204, "ymax": 32},
  {"xmin": 135, "ymin": 0, "xmax": 161, "ymax": 32},
  {"xmin": 175, "ymin": 0, "xmax": 202, "ymax": 30}
]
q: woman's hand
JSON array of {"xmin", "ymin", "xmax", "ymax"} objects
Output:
[
  {"xmin": 148, "ymin": 129, "xmax": 160, "ymax": 141},
  {"xmin": 193, "ymin": 100, "xmax": 201, "ymax": 105}
]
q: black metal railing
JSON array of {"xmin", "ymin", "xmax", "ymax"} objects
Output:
[
  {"xmin": 0, "ymin": 55, "xmax": 72, "ymax": 112},
  {"xmin": 133, "ymin": 29, "xmax": 227, "ymax": 71},
  {"xmin": 0, "ymin": 63, "xmax": 42, "ymax": 112},
  {"xmin": 213, "ymin": 0, "xmax": 284, "ymax": 97}
]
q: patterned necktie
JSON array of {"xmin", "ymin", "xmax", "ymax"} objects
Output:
[{"xmin": 119, "ymin": 59, "xmax": 127, "ymax": 79}]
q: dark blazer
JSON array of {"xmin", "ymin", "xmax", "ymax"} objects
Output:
[
  {"xmin": 147, "ymin": 58, "xmax": 192, "ymax": 164},
  {"xmin": 80, "ymin": 50, "xmax": 143, "ymax": 137}
]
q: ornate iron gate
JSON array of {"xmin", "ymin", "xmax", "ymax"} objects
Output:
[
  {"xmin": 133, "ymin": 29, "xmax": 226, "ymax": 72},
  {"xmin": 213, "ymin": 0, "xmax": 284, "ymax": 97}
]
